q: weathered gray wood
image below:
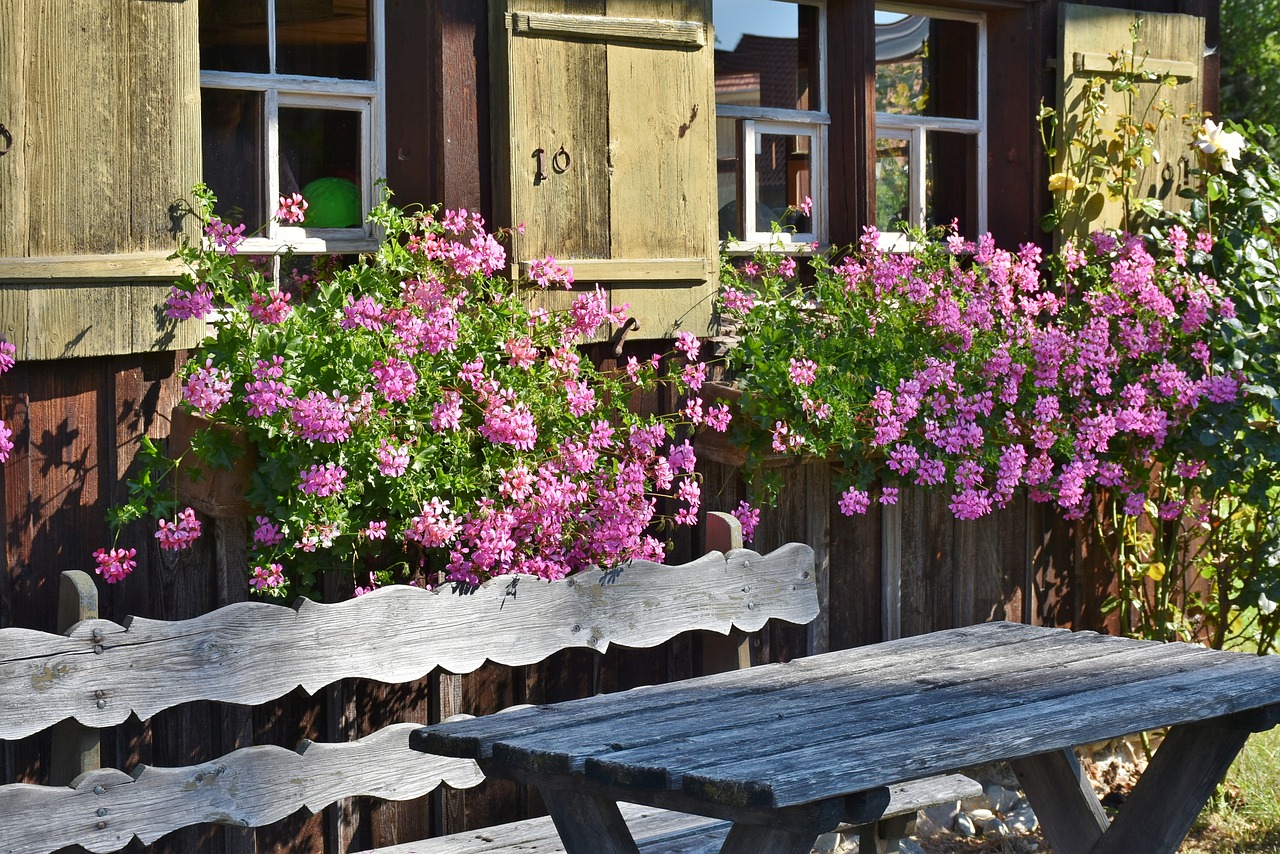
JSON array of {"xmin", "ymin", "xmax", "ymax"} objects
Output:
[
  {"xmin": 482, "ymin": 763, "xmax": 858, "ymax": 838},
  {"xmin": 1091, "ymin": 722, "xmax": 1252, "ymax": 854},
  {"xmin": 370, "ymin": 802, "xmax": 730, "ymax": 854},
  {"xmin": 1010, "ymin": 749, "xmax": 1108, "ymax": 854},
  {"xmin": 881, "ymin": 774, "xmax": 980, "ymax": 816},
  {"xmin": 859, "ymin": 813, "xmax": 911, "ymax": 854},
  {"xmin": 413, "ymin": 622, "xmax": 1043, "ymax": 762},
  {"xmin": 0, "ymin": 724, "xmax": 483, "ymax": 854},
  {"xmin": 677, "ymin": 644, "xmax": 1280, "ymax": 809},
  {"xmin": 495, "ymin": 627, "xmax": 1188, "ymax": 782},
  {"xmin": 50, "ymin": 570, "xmax": 101, "ymax": 787},
  {"xmin": 417, "ymin": 623, "xmax": 1280, "ymax": 812},
  {"xmin": 717, "ymin": 824, "xmax": 815, "ymax": 854},
  {"xmin": 0, "ymin": 545, "xmax": 815, "ymax": 739},
  {"xmin": 543, "ymin": 790, "xmax": 642, "ymax": 854}
]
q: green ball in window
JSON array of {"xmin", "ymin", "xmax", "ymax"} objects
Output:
[{"xmin": 300, "ymin": 177, "xmax": 361, "ymax": 228}]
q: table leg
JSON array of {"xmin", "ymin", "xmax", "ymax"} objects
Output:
[
  {"xmin": 1090, "ymin": 722, "xmax": 1250, "ymax": 854},
  {"xmin": 541, "ymin": 788, "xmax": 642, "ymax": 854},
  {"xmin": 717, "ymin": 823, "xmax": 820, "ymax": 854},
  {"xmin": 1011, "ymin": 748, "xmax": 1108, "ymax": 854}
]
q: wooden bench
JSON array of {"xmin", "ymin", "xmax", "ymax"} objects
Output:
[{"xmin": 0, "ymin": 513, "xmax": 977, "ymax": 854}]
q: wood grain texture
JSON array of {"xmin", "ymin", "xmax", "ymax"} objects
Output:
[
  {"xmin": 1092, "ymin": 722, "xmax": 1251, "ymax": 854},
  {"xmin": 418, "ymin": 623, "xmax": 1280, "ymax": 813},
  {"xmin": 0, "ymin": 724, "xmax": 484, "ymax": 854},
  {"xmin": 0, "ymin": 545, "xmax": 815, "ymax": 739},
  {"xmin": 511, "ymin": 11, "xmax": 704, "ymax": 46},
  {"xmin": 1056, "ymin": 4, "xmax": 1204, "ymax": 240},
  {"xmin": 1010, "ymin": 749, "xmax": 1108, "ymax": 854},
  {"xmin": 370, "ymin": 801, "xmax": 730, "ymax": 853}
]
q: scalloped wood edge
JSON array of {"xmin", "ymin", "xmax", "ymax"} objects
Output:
[
  {"xmin": 0, "ymin": 544, "xmax": 815, "ymax": 739},
  {"xmin": 0, "ymin": 723, "xmax": 484, "ymax": 854}
]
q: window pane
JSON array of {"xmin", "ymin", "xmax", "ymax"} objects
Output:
[
  {"xmin": 717, "ymin": 117, "xmax": 743, "ymax": 241},
  {"xmin": 200, "ymin": 0, "xmax": 269, "ymax": 73},
  {"xmin": 277, "ymin": 0, "xmax": 371, "ymax": 79},
  {"xmin": 875, "ymin": 137, "xmax": 910, "ymax": 231},
  {"xmin": 875, "ymin": 13, "xmax": 977, "ymax": 119},
  {"xmin": 927, "ymin": 131, "xmax": 978, "ymax": 234},
  {"xmin": 755, "ymin": 133, "xmax": 812, "ymax": 234},
  {"xmin": 714, "ymin": 1, "xmax": 820, "ymax": 111},
  {"xmin": 202, "ymin": 88, "xmax": 266, "ymax": 231},
  {"xmin": 280, "ymin": 107, "xmax": 363, "ymax": 228}
]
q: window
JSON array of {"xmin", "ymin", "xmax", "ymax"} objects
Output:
[
  {"xmin": 714, "ymin": 0, "xmax": 826, "ymax": 246},
  {"xmin": 874, "ymin": 5, "xmax": 986, "ymax": 239},
  {"xmin": 199, "ymin": 0, "xmax": 385, "ymax": 253}
]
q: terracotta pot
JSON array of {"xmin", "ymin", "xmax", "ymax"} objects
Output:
[{"xmin": 169, "ymin": 405, "xmax": 259, "ymax": 519}]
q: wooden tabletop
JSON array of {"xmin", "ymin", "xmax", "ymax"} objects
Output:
[{"xmin": 413, "ymin": 622, "xmax": 1280, "ymax": 815}]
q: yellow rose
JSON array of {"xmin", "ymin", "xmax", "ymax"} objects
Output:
[{"xmin": 1048, "ymin": 172, "xmax": 1082, "ymax": 192}]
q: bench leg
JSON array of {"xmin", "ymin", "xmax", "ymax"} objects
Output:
[
  {"xmin": 858, "ymin": 813, "xmax": 912, "ymax": 854},
  {"xmin": 542, "ymin": 789, "xmax": 642, "ymax": 854}
]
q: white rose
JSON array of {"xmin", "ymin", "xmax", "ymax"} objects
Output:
[{"xmin": 1195, "ymin": 119, "xmax": 1246, "ymax": 174}]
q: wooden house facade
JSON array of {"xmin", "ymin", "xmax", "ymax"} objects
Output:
[{"xmin": 0, "ymin": 0, "xmax": 1220, "ymax": 850}]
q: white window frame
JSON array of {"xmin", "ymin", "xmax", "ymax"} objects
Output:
[
  {"xmin": 200, "ymin": 0, "xmax": 387, "ymax": 256},
  {"xmin": 715, "ymin": 0, "xmax": 829, "ymax": 250},
  {"xmin": 874, "ymin": 3, "xmax": 987, "ymax": 245}
]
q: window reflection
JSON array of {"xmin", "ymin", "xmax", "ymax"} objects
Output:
[
  {"xmin": 875, "ymin": 138, "xmax": 910, "ymax": 232},
  {"xmin": 279, "ymin": 107, "xmax": 363, "ymax": 228},
  {"xmin": 755, "ymin": 133, "xmax": 812, "ymax": 233},
  {"xmin": 875, "ymin": 15, "xmax": 977, "ymax": 120},
  {"xmin": 714, "ymin": 0, "xmax": 818, "ymax": 111},
  {"xmin": 277, "ymin": 0, "xmax": 371, "ymax": 79},
  {"xmin": 202, "ymin": 88, "xmax": 266, "ymax": 230}
]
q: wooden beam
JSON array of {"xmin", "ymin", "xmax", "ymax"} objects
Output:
[
  {"xmin": 1010, "ymin": 748, "xmax": 1108, "ymax": 854},
  {"xmin": 508, "ymin": 12, "xmax": 704, "ymax": 48}
]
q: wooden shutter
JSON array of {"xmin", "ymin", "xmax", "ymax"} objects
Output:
[
  {"xmin": 491, "ymin": 0, "xmax": 718, "ymax": 340},
  {"xmin": 0, "ymin": 0, "xmax": 203, "ymax": 360},
  {"xmin": 1055, "ymin": 4, "xmax": 1205, "ymax": 239}
]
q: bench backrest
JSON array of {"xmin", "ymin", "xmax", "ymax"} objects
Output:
[{"xmin": 0, "ymin": 514, "xmax": 815, "ymax": 854}]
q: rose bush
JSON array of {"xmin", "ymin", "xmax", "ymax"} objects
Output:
[{"xmin": 103, "ymin": 186, "xmax": 719, "ymax": 598}]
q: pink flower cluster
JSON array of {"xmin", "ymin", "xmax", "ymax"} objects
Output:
[
  {"xmin": 721, "ymin": 223, "xmax": 1238, "ymax": 524},
  {"xmin": 119, "ymin": 193, "xmax": 708, "ymax": 598},
  {"xmin": 156, "ymin": 507, "xmax": 202, "ymax": 550},
  {"xmin": 93, "ymin": 547, "xmax": 137, "ymax": 583},
  {"xmin": 0, "ymin": 340, "xmax": 13, "ymax": 463}
]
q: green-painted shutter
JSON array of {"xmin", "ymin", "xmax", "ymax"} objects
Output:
[
  {"xmin": 1055, "ymin": 3, "xmax": 1205, "ymax": 240},
  {"xmin": 0, "ymin": 0, "xmax": 203, "ymax": 359},
  {"xmin": 491, "ymin": 0, "xmax": 718, "ymax": 340}
]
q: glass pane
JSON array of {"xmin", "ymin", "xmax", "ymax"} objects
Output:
[
  {"xmin": 200, "ymin": 0, "xmax": 269, "ymax": 73},
  {"xmin": 875, "ymin": 12, "xmax": 977, "ymax": 119},
  {"xmin": 280, "ymin": 107, "xmax": 363, "ymax": 228},
  {"xmin": 755, "ymin": 133, "xmax": 812, "ymax": 234},
  {"xmin": 277, "ymin": 0, "xmax": 371, "ymax": 79},
  {"xmin": 202, "ymin": 88, "xmax": 266, "ymax": 231},
  {"xmin": 875, "ymin": 137, "xmax": 910, "ymax": 231},
  {"xmin": 927, "ymin": 131, "xmax": 978, "ymax": 234},
  {"xmin": 717, "ymin": 117, "xmax": 743, "ymax": 241},
  {"xmin": 714, "ymin": 1, "xmax": 820, "ymax": 111}
]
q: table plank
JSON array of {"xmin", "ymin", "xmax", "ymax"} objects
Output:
[
  {"xmin": 413, "ymin": 622, "xmax": 1053, "ymax": 760},
  {"xmin": 496, "ymin": 628, "xmax": 1192, "ymax": 780},
  {"xmin": 679, "ymin": 650, "xmax": 1280, "ymax": 808}
]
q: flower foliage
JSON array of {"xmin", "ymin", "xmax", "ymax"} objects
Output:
[
  {"xmin": 107, "ymin": 186, "xmax": 705, "ymax": 598},
  {"xmin": 716, "ymin": 221, "xmax": 1237, "ymax": 531}
]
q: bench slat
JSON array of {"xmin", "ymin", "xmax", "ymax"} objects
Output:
[
  {"xmin": 0, "ymin": 724, "xmax": 483, "ymax": 854},
  {"xmin": 0, "ymin": 544, "xmax": 815, "ymax": 740}
]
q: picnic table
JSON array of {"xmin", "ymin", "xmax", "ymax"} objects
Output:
[{"xmin": 412, "ymin": 621, "xmax": 1280, "ymax": 854}]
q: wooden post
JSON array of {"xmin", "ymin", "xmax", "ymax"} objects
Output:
[
  {"xmin": 699, "ymin": 512, "xmax": 752, "ymax": 673},
  {"xmin": 50, "ymin": 571, "xmax": 100, "ymax": 785}
]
